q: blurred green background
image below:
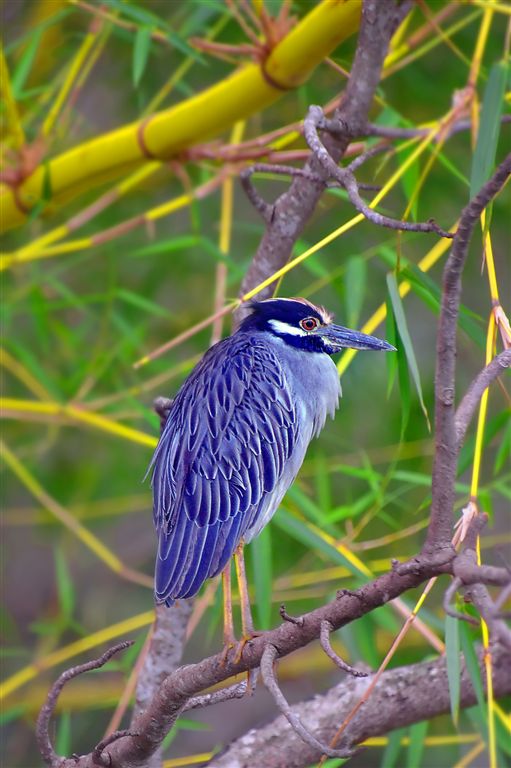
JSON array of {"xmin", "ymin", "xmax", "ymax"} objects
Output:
[{"xmin": 1, "ymin": 2, "xmax": 510, "ymax": 767}]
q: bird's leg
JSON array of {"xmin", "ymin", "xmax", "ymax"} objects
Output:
[
  {"xmin": 233, "ymin": 542, "xmax": 261, "ymax": 663},
  {"xmin": 220, "ymin": 561, "xmax": 236, "ymax": 666}
]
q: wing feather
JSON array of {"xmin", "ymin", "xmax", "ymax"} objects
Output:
[{"xmin": 150, "ymin": 334, "xmax": 298, "ymax": 603}]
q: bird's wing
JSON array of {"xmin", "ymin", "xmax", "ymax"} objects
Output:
[{"xmin": 149, "ymin": 334, "xmax": 298, "ymax": 603}]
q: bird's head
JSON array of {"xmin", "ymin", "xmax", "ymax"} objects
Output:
[{"xmin": 239, "ymin": 297, "xmax": 395, "ymax": 355}]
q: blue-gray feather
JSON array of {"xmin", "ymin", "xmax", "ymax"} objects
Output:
[{"xmin": 150, "ymin": 333, "xmax": 299, "ymax": 604}]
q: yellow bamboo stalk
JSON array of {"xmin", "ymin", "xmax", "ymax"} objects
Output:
[
  {"xmin": 0, "ymin": 609, "xmax": 154, "ymax": 700},
  {"xmin": 0, "ymin": 45, "xmax": 25, "ymax": 149},
  {"xmin": 1, "ymin": 397, "xmax": 157, "ymax": 448},
  {"xmin": 42, "ymin": 28, "xmax": 99, "ymax": 136},
  {"xmin": 1, "ymin": 440, "xmax": 152, "ymax": 588},
  {"xmin": 0, "ymin": 348, "xmax": 51, "ymax": 400},
  {"xmin": 1, "ymin": 0, "xmax": 362, "ymax": 232}
]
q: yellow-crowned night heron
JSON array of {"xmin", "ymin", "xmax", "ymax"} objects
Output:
[{"xmin": 149, "ymin": 298, "xmax": 394, "ymax": 639}]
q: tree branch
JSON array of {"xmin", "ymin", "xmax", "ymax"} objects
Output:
[
  {"xmin": 208, "ymin": 645, "xmax": 511, "ymax": 768},
  {"xmin": 455, "ymin": 348, "xmax": 511, "ymax": 450},
  {"xmin": 36, "ymin": 641, "xmax": 134, "ymax": 767},
  {"xmin": 426, "ymin": 151, "xmax": 511, "ymax": 551}
]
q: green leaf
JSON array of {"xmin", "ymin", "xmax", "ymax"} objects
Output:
[
  {"xmin": 385, "ymin": 295, "xmax": 398, "ymax": 397},
  {"xmin": 470, "ymin": 60, "xmax": 508, "ymax": 197},
  {"xmin": 387, "ymin": 272, "xmax": 430, "ymax": 430},
  {"xmin": 459, "ymin": 623, "xmax": 485, "ymax": 711},
  {"xmin": 406, "ymin": 720, "xmax": 428, "ymax": 768},
  {"xmin": 400, "ymin": 144, "xmax": 420, "ymax": 221},
  {"xmin": 11, "ymin": 28, "xmax": 43, "ymax": 96},
  {"xmin": 133, "ymin": 26, "xmax": 152, "ymax": 87},
  {"xmin": 344, "ymin": 256, "xmax": 367, "ymax": 328},
  {"xmin": 275, "ymin": 508, "xmax": 368, "ymax": 579},
  {"xmin": 55, "ymin": 549, "xmax": 75, "ymax": 620},
  {"xmin": 382, "ymin": 727, "xmax": 406, "ymax": 768},
  {"xmin": 494, "ymin": 420, "xmax": 510, "ymax": 475},
  {"xmin": 445, "ymin": 614, "xmax": 461, "ymax": 725},
  {"xmin": 115, "ymin": 288, "xmax": 172, "ymax": 318},
  {"xmin": 251, "ymin": 525, "xmax": 272, "ymax": 630},
  {"xmin": 56, "ymin": 711, "xmax": 72, "ymax": 755}
]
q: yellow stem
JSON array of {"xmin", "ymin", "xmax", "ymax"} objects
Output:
[
  {"xmin": 1, "ymin": 440, "xmax": 151, "ymax": 588},
  {"xmin": 1, "ymin": 398, "xmax": 157, "ymax": 448},
  {"xmin": 42, "ymin": 30, "xmax": 99, "ymax": 136},
  {"xmin": 0, "ymin": 45, "xmax": 25, "ymax": 149}
]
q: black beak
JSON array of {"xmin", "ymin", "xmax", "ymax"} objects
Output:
[{"xmin": 318, "ymin": 324, "xmax": 396, "ymax": 352}]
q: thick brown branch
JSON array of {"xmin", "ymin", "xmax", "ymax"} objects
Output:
[
  {"xmin": 208, "ymin": 645, "xmax": 511, "ymax": 768},
  {"xmin": 426, "ymin": 152, "xmax": 511, "ymax": 551}
]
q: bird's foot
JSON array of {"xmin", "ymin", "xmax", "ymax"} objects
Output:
[
  {"xmin": 219, "ymin": 638, "xmax": 236, "ymax": 668},
  {"xmin": 233, "ymin": 631, "xmax": 262, "ymax": 664}
]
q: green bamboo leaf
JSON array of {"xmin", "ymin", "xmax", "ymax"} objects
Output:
[
  {"xmin": 385, "ymin": 295, "xmax": 398, "ymax": 398},
  {"xmin": 470, "ymin": 60, "xmax": 508, "ymax": 197},
  {"xmin": 251, "ymin": 525, "xmax": 272, "ymax": 630},
  {"xmin": 115, "ymin": 288, "xmax": 172, "ymax": 318},
  {"xmin": 133, "ymin": 25, "xmax": 152, "ymax": 87},
  {"xmin": 344, "ymin": 256, "xmax": 367, "ymax": 328},
  {"xmin": 459, "ymin": 623, "xmax": 485, "ymax": 711},
  {"xmin": 406, "ymin": 720, "xmax": 428, "ymax": 768},
  {"xmin": 11, "ymin": 28, "xmax": 43, "ymax": 96},
  {"xmin": 55, "ymin": 549, "xmax": 75, "ymax": 620},
  {"xmin": 400, "ymin": 144, "xmax": 420, "ymax": 221},
  {"xmin": 382, "ymin": 727, "xmax": 406, "ymax": 768},
  {"xmin": 56, "ymin": 711, "xmax": 72, "ymax": 755},
  {"xmin": 275, "ymin": 508, "xmax": 368, "ymax": 579},
  {"xmin": 387, "ymin": 272, "xmax": 430, "ymax": 430},
  {"xmin": 445, "ymin": 614, "xmax": 461, "ymax": 725}
]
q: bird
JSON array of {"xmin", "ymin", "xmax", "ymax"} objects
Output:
[{"xmin": 149, "ymin": 297, "xmax": 394, "ymax": 644}]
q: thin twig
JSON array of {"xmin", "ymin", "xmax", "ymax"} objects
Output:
[
  {"xmin": 36, "ymin": 641, "xmax": 133, "ymax": 766},
  {"xmin": 443, "ymin": 577, "xmax": 479, "ymax": 626},
  {"xmin": 455, "ymin": 348, "xmax": 511, "ymax": 450},
  {"xmin": 320, "ymin": 620, "xmax": 369, "ymax": 677},
  {"xmin": 260, "ymin": 644, "xmax": 355, "ymax": 759},
  {"xmin": 184, "ymin": 680, "xmax": 248, "ymax": 711},
  {"xmin": 280, "ymin": 604, "xmax": 305, "ymax": 626},
  {"xmin": 304, "ymin": 105, "xmax": 453, "ymax": 238}
]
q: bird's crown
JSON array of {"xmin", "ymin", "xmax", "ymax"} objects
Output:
[{"xmin": 239, "ymin": 297, "xmax": 332, "ymax": 338}]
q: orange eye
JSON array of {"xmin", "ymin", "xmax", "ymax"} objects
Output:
[{"xmin": 300, "ymin": 317, "xmax": 319, "ymax": 332}]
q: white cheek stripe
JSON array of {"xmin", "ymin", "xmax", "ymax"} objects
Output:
[{"xmin": 269, "ymin": 319, "xmax": 307, "ymax": 337}]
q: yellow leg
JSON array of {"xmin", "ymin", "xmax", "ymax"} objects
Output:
[
  {"xmin": 233, "ymin": 541, "xmax": 261, "ymax": 663},
  {"xmin": 220, "ymin": 561, "xmax": 236, "ymax": 665},
  {"xmin": 234, "ymin": 541, "xmax": 254, "ymax": 637}
]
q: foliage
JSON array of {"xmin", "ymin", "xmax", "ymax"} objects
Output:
[{"xmin": 1, "ymin": 2, "xmax": 510, "ymax": 767}]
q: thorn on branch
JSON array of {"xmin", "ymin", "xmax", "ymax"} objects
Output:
[
  {"xmin": 303, "ymin": 105, "xmax": 454, "ymax": 239},
  {"xmin": 260, "ymin": 644, "xmax": 355, "ymax": 759},
  {"xmin": 36, "ymin": 641, "xmax": 134, "ymax": 767},
  {"xmin": 280, "ymin": 604, "xmax": 304, "ymax": 626},
  {"xmin": 320, "ymin": 620, "xmax": 369, "ymax": 677}
]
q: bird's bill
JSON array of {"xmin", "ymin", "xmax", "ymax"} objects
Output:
[{"xmin": 318, "ymin": 324, "xmax": 396, "ymax": 352}]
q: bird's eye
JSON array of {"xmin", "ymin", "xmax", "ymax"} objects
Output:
[{"xmin": 300, "ymin": 317, "xmax": 320, "ymax": 332}]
